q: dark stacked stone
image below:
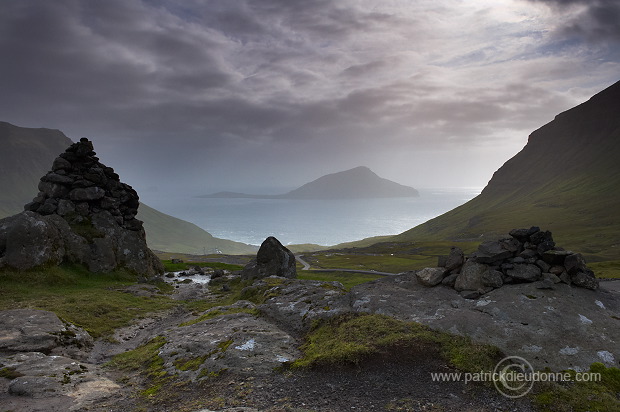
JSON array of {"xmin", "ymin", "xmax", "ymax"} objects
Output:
[
  {"xmin": 415, "ymin": 226, "xmax": 598, "ymax": 299},
  {"xmin": 25, "ymin": 138, "xmax": 141, "ymax": 231},
  {"xmin": 0, "ymin": 138, "xmax": 163, "ymax": 278}
]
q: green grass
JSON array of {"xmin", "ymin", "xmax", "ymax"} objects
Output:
[
  {"xmin": 106, "ymin": 335, "xmax": 171, "ymax": 397},
  {"xmin": 533, "ymin": 363, "xmax": 620, "ymax": 411},
  {"xmin": 292, "ymin": 313, "xmax": 502, "ymax": 373},
  {"xmin": 161, "ymin": 259, "xmax": 244, "ymax": 273},
  {"xmin": 297, "ymin": 271, "xmax": 383, "ymax": 289},
  {"xmin": 589, "ymin": 260, "xmax": 620, "ymax": 279},
  {"xmin": 0, "ymin": 264, "xmax": 175, "ymax": 338},
  {"xmin": 305, "ymin": 241, "xmax": 478, "ymax": 273}
]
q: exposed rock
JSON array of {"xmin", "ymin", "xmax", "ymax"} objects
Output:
[
  {"xmin": 443, "ymin": 246, "xmax": 464, "ymax": 271},
  {"xmin": 482, "ymin": 270, "xmax": 504, "ymax": 288},
  {"xmin": 571, "ymin": 269, "xmax": 599, "ymax": 290},
  {"xmin": 0, "ymin": 309, "xmax": 92, "ymax": 360},
  {"xmin": 454, "ymin": 261, "xmax": 488, "ymax": 292},
  {"xmin": 349, "ymin": 273, "xmax": 620, "ymax": 371},
  {"xmin": 1, "ymin": 351, "xmax": 119, "ymax": 405},
  {"xmin": 415, "ymin": 267, "xmax": 446, "ymax": 287},
  {"xmin": 0, "ymin": 138, "xmax": 163, "ymax": 277},
  {"xmin": 255, "ymin": 277, "xmax": 350, "ymax": 333},
  {"xmin": 406, "ymin": 227, "xmax": 598, "ymax": 299},
  {"xmin": 242, "ymin": 236, "xmax": 296, "ymax": 280},
  {"xmin": 159, "ymin": 301, "xmax": 301, "ymax": 377},
  {"xmin": 507, "ymin": 264, "xmax": 542, "ymax": 282}
]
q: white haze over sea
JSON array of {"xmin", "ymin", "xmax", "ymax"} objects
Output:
[{"xmin": 141, "ymin": 188, "xmax": 482, "ymax": 247}]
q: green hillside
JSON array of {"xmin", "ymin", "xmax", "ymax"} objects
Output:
[
  {"xmin": 137, "ymin": 203, "xmax": 256, "ymax": 255},
  {"xmin": 393, "ymin": 81, "xmax": 620, "ymax": 262},
  {"xmin": 0, "ymin": 121, "xmax": 255, "ymax": 255},
  {"xmin": 0, "ymin": 121, "xmax": 71, "ymax": 216}
]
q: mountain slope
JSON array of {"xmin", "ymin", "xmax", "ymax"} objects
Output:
[
  {"xmin": 393, "ymin": 80, "xmax": 620, "ymax": 261},
  {"xmin": 0, "ymin": 121, "xmax": 71, "ymax": 216},
  {"xmin": 0, "ymin": 121, "xmax": 255, "ymax": 254},
  {"xmin": 201, "ymin": 166, "xmax": 419, "ymax": 199}
]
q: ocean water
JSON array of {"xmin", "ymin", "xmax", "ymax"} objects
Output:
[{"xmin": 142, "ymin": 187, "xmax": 481, "ymax": 247}]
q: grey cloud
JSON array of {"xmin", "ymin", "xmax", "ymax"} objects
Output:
[{"xmin": 525, "ymin": 0, "xmax": 620, "ymax": 44}]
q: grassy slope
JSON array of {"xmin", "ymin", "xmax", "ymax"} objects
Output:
[
  {"xmin": 392, "ymin": 81, "xmax": 620, "ymax": 262},
  {"xmin": 137, "ymin": 203, "xmax": 256, "ymax": 255}
]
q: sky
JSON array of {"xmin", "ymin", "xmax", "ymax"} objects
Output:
[{"xmin": 1, "ymin": 0, "xmax": 619, "ymax": 198}]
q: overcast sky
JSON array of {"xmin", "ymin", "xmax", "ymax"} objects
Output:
[{"xmin": 1, "ymin": 0, "xmax": 618, "ymax": 197}]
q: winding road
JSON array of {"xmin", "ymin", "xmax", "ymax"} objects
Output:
[{"xmin": 295, "ymin": 254, "xmax": 398, "ymax": 277}]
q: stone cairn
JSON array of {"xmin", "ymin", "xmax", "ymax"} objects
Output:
[
  {"xmin": 415, "ymin": 226, "xmax": 598, "ymax": 299},
  {"xmin": 0, "ymin": 138, "xmax": 162, "ymax": 277},
  {"xmin": 25, "ymin": 137, "xmax": 141, "ymax": 231}
]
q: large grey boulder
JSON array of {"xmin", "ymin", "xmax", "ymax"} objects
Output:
[
  {"xmin": 454, "ymin": 260, "xmax": 488, "ymax": 292},
  {"xmin": 416, "ymin": 267, "xmax": 446, "ymax": 287},
  {"xmin": 242, "ymin": 236, "xmax": 296, "ymax": 280}
]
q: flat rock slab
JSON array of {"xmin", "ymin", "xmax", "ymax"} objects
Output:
[
  {"xmin": 160, "ymin": 301, "xmax": 301, "ymax": 378},
  {"xmin": 255, "ymin": 277, "xmax": 351, "ymax": 334},
  {"xmin": 0, "ymin": 351, "xmax": 120, "ymax": 411},
  {"xmin": 350, "ymin": 274, "xmax": 620, "ymax": 371},
  {"xmin": 0, "ymin": 309, "xmax": 92, "ymax": 359}
]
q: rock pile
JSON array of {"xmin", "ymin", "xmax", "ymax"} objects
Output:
[
  {"xmin": 416, "ymin": 226, "xmax": 598, "ymax": 299},
  {"xmin": 0, "ymin": 138, "xmax": 163, "ymax": 277},
  {"xmin": 242, "ymin": 236, "xmax": 296, "ymax": 280},
  {"xmin": 24, "ymin": 138, "xmax": 141, "ymax": 231}
]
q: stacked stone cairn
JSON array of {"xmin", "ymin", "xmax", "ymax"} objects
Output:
[
  {"xmin": 25, "ymin": 138, "xmax": 141, "ymax": 231},
  {"xmin": 415, "ymin": 226, "xmax": 598, "ymax": 299},
  {"xmin": 0, "ymin": 138, "xmax": 163, "ymax": 277}
]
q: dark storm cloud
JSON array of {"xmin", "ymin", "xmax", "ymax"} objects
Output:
[{"xmin": 525, "ymin": 0, "xmax": 620, "ymax": 44}]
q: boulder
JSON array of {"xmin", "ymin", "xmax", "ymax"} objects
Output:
[
  {"xmin": 570, "ymin": 269, "xmax": 599, "ymax": 290},
  {"xmin": 564, "ymin": 253, "xmax": 588, "ymax": 276},
  {"xmin": 473, "ymin": 239, "xmax": 516, "ymax": 264},
  {"xmin": 0, "ymin": 212, "xmax": 67, "ymax": 270},
  {"xmin": 444, "ymin": 246, "xmax": 464, "ymax": 271},
  {"xmin": 454, "ymin": 261, "xmax": 488, "ymax": 291},
  {"xmin": 507, "ymin": 264, "xmax": 541, "ymax": 282},
  {"xmin": 415, "ymin": 267, "xmax": 446, "ymax": 287},
  {"xmin": 482, "ymin": 270, "xmax": 504, "ymax": 288},
  {"xmin": 242, "ymin": 236, "xmax": 296, "ymax": 280}
]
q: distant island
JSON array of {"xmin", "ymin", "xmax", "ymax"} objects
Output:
[{"xmin": 199, "ymin": 166, "xmax": 419, "ymax": 199}]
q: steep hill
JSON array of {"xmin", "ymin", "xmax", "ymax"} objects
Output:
[
  {"xmin": 0, "ymin": 121, "xmax": 255, "ymax": 255},
  {"xmin": 393, "ymin": 80, "xmax": 620, "ymax": 261},
  {"xmin": 0, "ymin": 121, "xmax": 71, "ymax": 216},
  {"xmin": 202, "ymin": 166, "xmax": 419, "ymax": 199}
]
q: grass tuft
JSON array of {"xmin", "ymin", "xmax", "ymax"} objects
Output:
[{"xmin": 291, "ymin": 313, "xmax": 501, "ymax": 373}]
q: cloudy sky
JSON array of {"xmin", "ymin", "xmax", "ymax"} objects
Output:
[{"xmin": 1, "ymin": 0, "xmax": 618, "ymax": 197}]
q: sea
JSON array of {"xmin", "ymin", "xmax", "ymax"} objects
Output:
[{"xmin": 141, "ymin": 187, "xmax": 482, "ymax": 247}]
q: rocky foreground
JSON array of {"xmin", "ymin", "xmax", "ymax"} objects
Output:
[{"xmin": 0, "ymin": 237, "xmax": 618, "ymax": 411}]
